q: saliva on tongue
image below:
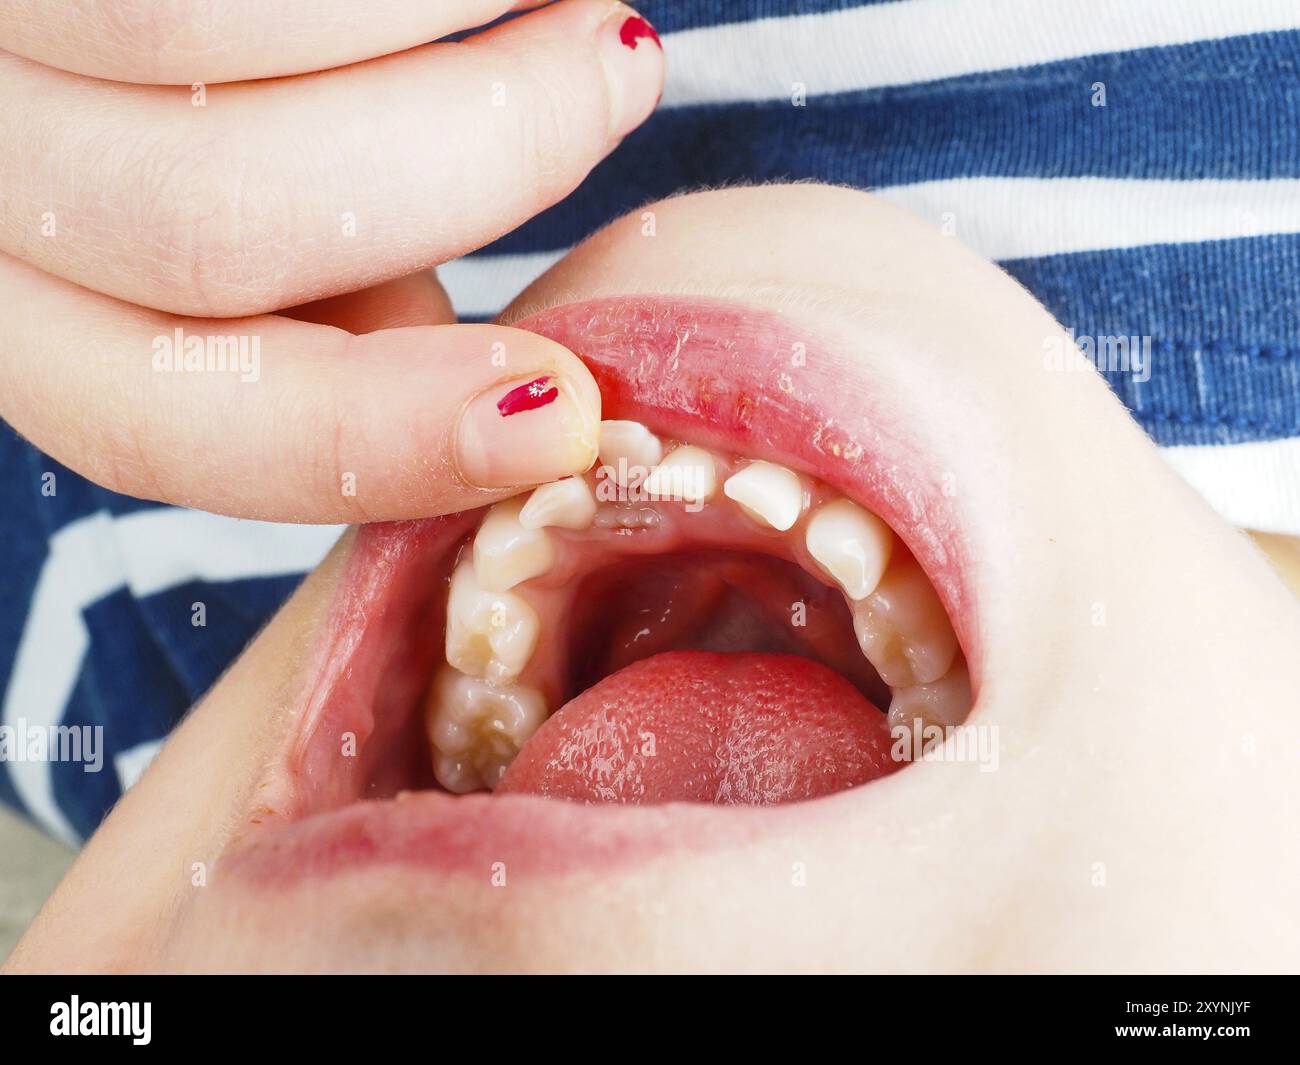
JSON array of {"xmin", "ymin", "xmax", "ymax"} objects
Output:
[{"xmin": 496, "ymin": 652, "xmax": 900, "ymax": 804}]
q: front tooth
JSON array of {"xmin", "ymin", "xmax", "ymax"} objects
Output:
[
  {"xmin": 887, "ymin": 659, "xmax": 972, "ymax": 732},
  {"xmin": 473, "ymin": 497, "xmax": 555, "ymax": 591},
  {"xmin": 805, "ymin": 498, "xmax": 893, "ymax": 600},
  {"xmin": 723, "ymin": 460, "xmax": 804, "ymax": 531},
  {"xmin": 445, "ymin": 563, "xmax": 539, "ymax": 684},
  {"xmin": 851, "ymin": 554, "xmax": 957, "ymax": 687},
  {"xmin": 598, "ymin": 420, "xmax": 663, "ymax": 487},
  {"xmin": 642, "ymin": 445, "xmax": 718, "ymax": 504},
  {"xmin": 426, "ymin": 668, "xmax": 547, "ymax": 792},
  {"xmin": 519, "ymin": 476, "xmax": 597, "ymax": 530}
]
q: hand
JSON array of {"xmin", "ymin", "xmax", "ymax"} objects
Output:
[{"xmin": 0, "ymin": 0, "xmax": 664, "ymax": 521}]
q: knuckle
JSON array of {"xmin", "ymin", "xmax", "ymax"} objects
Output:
[
  {"xmin": 86, "ymin": 1, "xmax": 192, "ymax": 82},
  {"xmin": 513, "ymin": 64, "xmax": 592, "ymax": 198},
  {"xmin": 292, "ymin": 367, "xmax": 377, "ymax": 522},
  {"xmin": 111, "ymin": 0, "xmax": 221, "ymax": 82},
  {"xmin": 130, "ymin": 126, "xmax": 286, "ymax": 316},
  {"xmin": 92, "ymin": 393, "xmax": 171, "ymax": 503}
]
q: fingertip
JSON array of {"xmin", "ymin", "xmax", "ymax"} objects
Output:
[
  {"xmin": 596, "ymin": 2, "xmax": 666, "ymax": 142},
  {"xmin": 451, "ymin": 326, "xmax": 603, "ymax": 489},
  {"xmin": 524, "ymin": 328, "xmax": 604, "ymax": 434}
]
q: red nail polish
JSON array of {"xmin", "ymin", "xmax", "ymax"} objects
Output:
[
  {"xmin": 498, "ymin": 376, "xmax": 559, "ymax": 417},
  {"xmin": 619, "ymin": 15, "xmax": 661, "ymax": 51}
]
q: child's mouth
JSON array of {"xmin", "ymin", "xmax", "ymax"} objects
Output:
[
  {"xmin": 222, "ymin": 295, "xmax": 978, "ymax": 877},
  {"xmin": 433, "ymin": 422, "xmax": 965, "ymax": 800}
]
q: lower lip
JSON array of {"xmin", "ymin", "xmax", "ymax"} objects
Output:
[
  {"xmin": 226, "ymin": 295, "xmax": 972, "ymax": 880},
  {"xmin": 222, "ymin": 788, "xmax": 815, "ymax": 884}
]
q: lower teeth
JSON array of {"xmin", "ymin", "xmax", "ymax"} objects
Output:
[
  {"xmin": 425, "ymin": 419, "xmax": 969, "ymax": 794},
  {"xmin": 850, "ymin": 554, "xmax": 957, "ymax": 687},
  {"xmin": 886, "ymin": 660, "xmax": 972, "ymax": 733},
  {"xmin": 425, "ymin": 669, "xmax": 547, "ymax": 793}
]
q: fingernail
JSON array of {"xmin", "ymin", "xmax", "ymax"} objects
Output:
[
  {"xmin": 598, "ymin": 4, "xmax": 665, "ymax": 142},
  {"xmin": 618, "ymin": 14, "xmax": 660, "ymax": 50},
  {"xmin": 457, "ymin": 374, "xmax": 601, "ymax": 489}
]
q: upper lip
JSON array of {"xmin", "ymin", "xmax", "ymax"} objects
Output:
[{"xmin": 219, "ymin": 294, "xmax": 981, "ymax": 878}]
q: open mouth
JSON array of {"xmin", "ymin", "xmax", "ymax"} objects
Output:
[
  {"xmin": 434, "ymin": 425, "xmax": 967, "ymax": 800},
  {"xmin": 227, "ymin": 295, "xmax": 979, "ymax": 876}
]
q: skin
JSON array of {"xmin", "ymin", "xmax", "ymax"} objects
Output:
[
  {"xmin": 0, "ymin": 1, "xmax": 554, "ymax": 84},
  {"xmin": 0, "ymin": 0, "xmax": 662, "ymax": 519},
  {"xmin": 7, "ymin": 185, "xmax": 1298, "ymax": 973}
]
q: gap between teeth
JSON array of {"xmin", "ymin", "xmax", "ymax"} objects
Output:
[{"xmin": 425, "ymin": 420, "xmax": 967, "ymax": 793}]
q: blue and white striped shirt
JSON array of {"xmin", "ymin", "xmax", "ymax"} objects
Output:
[{"xmin": 4, "ymin": 0, "xmax": 1299, "ymax": 842}]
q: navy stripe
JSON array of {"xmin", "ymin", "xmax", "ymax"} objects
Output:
[
  {"xmin": 477, "ymin": 30, "xmax": 1300, "ymax": 258},
  {"xmin": 136, "ymin": 578, "xmax": 303, "ymax": 700},
  {"xmin": 1004, "ymin": 234, "xmax": 1300, "ymax": 447},
  {"xmin": 640, "ymin": 0, "xmax": 903, "ymax": 35},
  {"xmin": 52, "ymin": 672, "xmax": 126, "ymax": 841}
]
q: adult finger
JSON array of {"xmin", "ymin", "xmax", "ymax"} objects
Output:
[
  {"xmin": 0, "ymin": 0, "xmax": 665, "ymax": 316},
  {"xmin": 0, "ymin": 0, "xmax": 549, "ymax": 85}
]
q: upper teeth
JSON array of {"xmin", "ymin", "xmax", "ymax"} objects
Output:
[
  {"xmin": 804, "ymin": 498, "xmax": 893, "ymax": 601},
  {"xmin": 519, "ymin": 476, "xmax": 598, "ymax": 530},
  {"xmin": 722, "ymin": 460, "xmax": 805, "ymax": 531},
  {"xmin": 598, "ymin": 420, "xmax": 664, "ymax": 487},
  {"xmin": 426, "ymin": 668, "xmax": 547, "ymax": 793},
  {"xmin": 445, "ymin": 562, "xmax": 539, "ymax": 684},
  {"xmin": 851, "ymin": 554, "xmax": 957, "ymax": 687},
  {"xmin": 473, "ymin": 497, "xmax": 556, "ymax": 592},
  {"xmin": 642, "ymin": 445, "xmax": 718, "ymax": 504}
]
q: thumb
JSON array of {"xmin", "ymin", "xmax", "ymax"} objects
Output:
[{"xmin": 0, "ymin": 253, "xmax": 601, "ymax": 523}]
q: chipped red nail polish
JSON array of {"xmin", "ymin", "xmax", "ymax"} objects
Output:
[
  {"xmin": 619, "ymin": 15, "xmax": 661, "ymax": 51},
  {"xmin": 498, "ymin": 376, "xmax": 559, "ymax": 417}
]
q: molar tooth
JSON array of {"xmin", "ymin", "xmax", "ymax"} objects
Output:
[
  {"xmin": 805, "ymin": 498, "xmax": 893, "ymax": 600},
  {"xmin": 426, "ymin": 668, "xmax": 547, "ymax": 793},
  {"xmin": 851, "ymin": 554, "xmax": 957, "ymax": 687},
  {"xmin": 642, "ymin": 445, "xmax": 718, "ymax": 505},
  {"xmin": 473, "ymin": 497, "xmax": 556, "ymax": 591},
  {"xmin": 445, "ymin": 563, "xmax": 539, "ymax": 684},
  {"xmin": 723, "ymin": 460, "xmax": 804, "ymax": 531},
  {"xmin": 519, "ymin": 476, "xmax": 597, "ymax": 531},
  {"xmin": 887, "ymin": 659, "xmax": 972, "ymax": 732},
  {"xmin": 598, "ymin": 420, "xmax": 663, "ymax": 487}
]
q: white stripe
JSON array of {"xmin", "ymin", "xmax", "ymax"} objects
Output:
[
  {"xmin": 2, "ymin": 509, "xmax": 341, "ymax": 842},
  {"xmin": 877, "ymin": 177, "xmax": 1300, "ymax": 260},
  {"xmin": 1161, "ymin": 437, "xmax": 1300, "ymax": 535},
  {"xmin": 661, "ymin": 0, "xmax": 1300, "ymax": 107},
  {"xmin": 438, "ymin": 249, "xmax": 564, "ymax": 320}
]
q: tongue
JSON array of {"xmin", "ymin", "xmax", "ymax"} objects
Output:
[{"xmin": 496, "ymin": 652, "xmax": 899, "ymax": 804}]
